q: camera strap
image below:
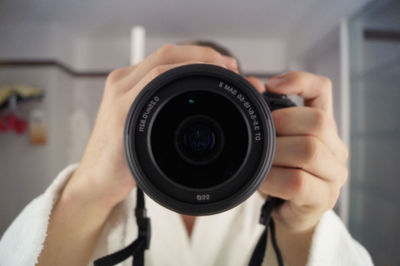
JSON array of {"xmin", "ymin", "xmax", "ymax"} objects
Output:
[
  {"xmin": 249, "ymin": 92, "xmax": 294, "ymax": 266},
  {"xmin": 94, "ymin": 192, "xmax": 283, "ymax": 266},
  {"xmin": 248, "ymin": 197, "xmax": 284, "ymax": 266},
  {"xmin": 94, "ymin": 188, "xmax": 151, "ymax": 266}
]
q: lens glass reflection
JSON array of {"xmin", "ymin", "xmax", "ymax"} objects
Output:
[{"xmin": 151, "ymin": 90, "xmax": 248, "ymax": 188}]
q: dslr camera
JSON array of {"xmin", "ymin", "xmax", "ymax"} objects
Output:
[{"xmin": 124, "ymin": 64, "xmax": 294, "ymax": 215}]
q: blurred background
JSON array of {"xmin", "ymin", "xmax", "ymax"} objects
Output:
[{"xmin": 0, "ymin": 0, "xmax": 399, "ymax": 265}]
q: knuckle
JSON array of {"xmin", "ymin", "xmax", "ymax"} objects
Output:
[
  {"xmin": 105, "ymin": 68, "xmax": 124, "ymax": 87},
  {"xmin": 286, "ymin": 70, "xmax": 304, "ymax": 82},
  {"xmin": 286, "ymin": 70, "xmax": 301, "ymax": 78},
  {"xmin": 302, "ymin": 136, "xmax": 319, "ymax": 164},
  {"xmin": 321, "ymin": 76, "xmax": 333, "ymax": 90},
  {"xmin": 185, "ymin": 60, "xmax": 203, "ymax": 65},
  {"xmin": 289, "ymin": 169, "xmax": 306, "ymax": 198},
  {"xmin": 285, "ymin": 71, "xmax": 309, "ymax": 89},
  {"xmin": 312, "ymin": 109, "xmax": 329, "ymax": 134},
  {"xmin": 149, "ymin": 65, "xmax": 167, "ymax": 79},
  {"xmin": 156, "ymin": 44, "xmax": 176, "ymax": 58},
  {"xmin": 272, "ymin": 110, "xmax": 284, "ymax": 130},
  {"xmin": 200, "ymin": 46, "xmax": 222, "ymax": 60}
]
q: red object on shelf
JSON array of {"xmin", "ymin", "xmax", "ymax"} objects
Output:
[
  {"xmin": 0, "ymin": 114, "xmax": 6, "ymax": 132},
  {"xmin": 0, "ymin": 113, "xmax": 27, "ymax": 134}
]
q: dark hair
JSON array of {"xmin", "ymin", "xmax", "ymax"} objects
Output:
[{"xmin": 178, "ymin": 40, "xmax": 233, "ymax": 57}]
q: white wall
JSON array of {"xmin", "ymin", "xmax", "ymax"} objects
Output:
[
  {"xmin": 0, "ymin": 23, "xmax": 75, "ymax": 64},
  {"xmin": 301, "ymin": 27, "xmax": 342, "ymax": 129},
  {"xmin": 0, "ymin": 67, "xmax": 73, "ymax": 233},
  {"xmin": 69, "ymin": 35, "xmax": 287, "ymax": 73}
]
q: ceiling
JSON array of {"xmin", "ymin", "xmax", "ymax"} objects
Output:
[
  {"xmin": 0, "ymin": 0, "xmax": 362, "ymax": 39},
  {"xmin": 0, "ymin": 0, "xmax": 372, "ymax": 63}
]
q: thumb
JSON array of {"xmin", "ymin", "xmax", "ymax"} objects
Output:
[{"xmin": 265, "ymin": 71, "xmax": 334, "ymax": 118}]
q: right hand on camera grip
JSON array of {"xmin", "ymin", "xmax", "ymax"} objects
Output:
[
  {"xmin": 63, "ymin": 45, "xmax": 239, "ymax": 210},
  {"xmin": 247, "ymin": 73, "xmax": 349, "ymax": 266}
]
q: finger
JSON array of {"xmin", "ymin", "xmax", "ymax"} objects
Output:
[
  {"xmin": 115, "ymin": 65, "xmax": 136, "ymax": 79},
  {"xmin": 120, "ymin": 44, "xmax": 238, "ymax": 90},
  {"xmin": 272, "ymin": 107, "xmax": 349, "ymax": 162},
  {"xmin": 125, "ymin": 60, "xmax": 225, "ymax": 99},
  {"xmin": 259, "ymin": 167, "xmax": 339, "ymax": 210},
  {"xmin": 266, "ymin": 71, "xmax": 334, "ymax": 118},
  {"xmin": 104, "ymin": 65, "xmax": 136, "ymax": 89},
  {"xmin": 246, "ymin": 76, "xmax": 265, "ymax": 93},
  {"xmin": 273, "ymin": 136, "xmax": 348, "ymax": 185}
]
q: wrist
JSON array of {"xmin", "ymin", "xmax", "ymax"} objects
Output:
[
  {"xmin": 274, "ymin": 218, "xmax": 317, "ymax": 266},
  {"xmin": 61, "ymin": 168, "xmax": 118, "ymax": 214}
]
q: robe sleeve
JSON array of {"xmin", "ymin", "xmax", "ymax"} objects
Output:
[{"xmin": 0, "ymin": 164, "xmax": 78, "ymax": 266}]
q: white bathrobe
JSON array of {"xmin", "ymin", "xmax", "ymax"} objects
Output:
[{"xmin": 0, "ymin": 165, "xmax": 373, "ymax": 266}]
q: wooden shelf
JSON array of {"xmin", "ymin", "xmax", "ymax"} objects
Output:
[{"xmin": 0, "ymin": 60, "xmax": 110, "ymax": 78}]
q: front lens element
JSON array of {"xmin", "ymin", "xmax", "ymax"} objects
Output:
[
  {"xmin": 175, "ymin": 115, "xmax": 224, "ymax": 165},
  {"xmin": 183, "ymin": 124, "xmax": 215, "ymax": 154},
  {"xmin": 151, "ymin": 90, "xmax": 248, "ymax": 189}
]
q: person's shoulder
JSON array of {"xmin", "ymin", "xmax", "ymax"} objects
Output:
[
  {"xmin": 307, "ymin": 210, "xmax": 374, "ymax": 266},
  {"xmin": 0, "ymin": 164, "xmax": 79, "ymax": 265}
]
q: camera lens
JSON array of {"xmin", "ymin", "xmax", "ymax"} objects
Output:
[
  {"xmin": 183, "ymin": 123, "xmax": 215, "ymax": 153},
  {"xmin": 124, "ymin": 64, "xmax": 276, "ymax": 215},
  {"xmin": 175, "ymin": 115, "xmax": 224, "ymax": 165},
  {"xmin": 151, "ymin": 90, "xmax": 247, "ymax": 189}
]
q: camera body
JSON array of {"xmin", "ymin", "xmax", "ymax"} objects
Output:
[{"xmin": 124, "ymin": 64, "xmax": 294, "ymax": 216}]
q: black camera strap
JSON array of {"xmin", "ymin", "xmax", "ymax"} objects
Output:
[
  {"xmin": 248, "ymin": 92, "xmax": 294, "ymax": 266},
  {"xmin": 249, "ymin": 197, "xmax": 284, "ymax": 266},
  {"xmin": 94, "ymin": 192, "xmax": 284, "ymax": 266},
  {"xmin": 94, "ymin": 188, "xmax": 151, "ymax": 266}
]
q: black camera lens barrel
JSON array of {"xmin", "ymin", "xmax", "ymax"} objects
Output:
[{"xmin": 124, "ymin": 64, "xmax": 277, "ymax": 215}]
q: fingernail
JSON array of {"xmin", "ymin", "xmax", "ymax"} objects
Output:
[
  {"xmin": 222, "ymin": 56, "xmax": 238, "ymax": 70},
  {"xmin": 266, "ymin": 76, "xmax": 285, "ymax": 87}
]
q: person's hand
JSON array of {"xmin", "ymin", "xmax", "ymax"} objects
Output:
[
  {"xmin": 247, "ymin": 72, "xmax": 349, "ymax": 265},
  {"xmin": 37, "ymin": 45, "xmax": 238, "ymax": 266},
  {"xmin": 64, "ymin": 45, "xmax": 239, "ymax": 210}
]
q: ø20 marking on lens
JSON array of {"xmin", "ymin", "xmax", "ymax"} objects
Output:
[{"xmin": 196, "ymin": 193, "xmax": 211, "ymax": 201}]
